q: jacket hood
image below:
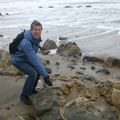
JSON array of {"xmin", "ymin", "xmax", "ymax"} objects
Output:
[{"xmin": 24, "ymin": 30, "xmax": 42, "ymax": 44}]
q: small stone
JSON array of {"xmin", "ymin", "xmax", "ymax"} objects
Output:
[
  {"xmin": 55, "ymin": 62, "xmax": 60, "ymax": 66},
  {"xmin": 91, "ymin": 66, "xmax": 95, "ymax": 70},
  {"xmin": 96, "ymin": 69, "xmax": 110, "ymax": 75},
  {"xmin": 80, "ymin": 67, "xmax": 86, "ymax": 70},
  {"xmin": 6, "ymin": 106, "xmax": 10, "ymax": 110},
  {"xmin": 85, "ymin": 92, "xmax": 91, "ymax": 99},
  {"xmin": 5, "ymin": 13, "xmax": 9, "ymax": 15},
  {"xmin": 45, "ymin": 60, "xmax": 50, "ymax": 65},
  {"xmin": 76, "ymin": 71, "xmax": 83, "ymax": 75},
  {"xmin": 0, "ymin": 34, "xmax": 3, "ymax": 37},
  {"xmin": 86, "ymin": 5, "xmax": 92, "ymax": 7}
]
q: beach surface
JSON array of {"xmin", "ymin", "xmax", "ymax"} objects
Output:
[{"xmin": 0, "ymin": 26, "xmax": 120, "ymax": 119}]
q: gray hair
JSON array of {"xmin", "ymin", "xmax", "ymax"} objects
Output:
[{"xmin": 30, "ymin": 20, "xmax": 43, "ymax": 30}]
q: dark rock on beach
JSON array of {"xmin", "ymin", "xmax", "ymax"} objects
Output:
[
  {"xmin": 38, "ymin": 6, "xmax": 43, "ymax": 8},
  {"xmin": 0, "ymin": 34, "xmax": 3, "ymax": 37},
  {"xmin": 86, "ymin": 5, "xmax": 92, "ymax": 7},
  {"xmin": 77, "ymin": 6, "xmax": 83, "ymax": 8},
  {"xmin": 42, "ymin": 39, "xmax": 57, "ymax": 50},
  {"xmin": 64, "ymin": 6, "xmax": 73, "ymax": 8},
  {"xmin": 83, "ymin": 56, "xmax": 104, "ymax": 63},
  {"xmin": 48, "ymin": 6, "xmax": 54, "ymax": 8},
  {"xmin": 91, "ymin": 66, "xmax": 95, "ymax": 70},
  {"xmin": 58, "ymin": 36, "xmax": 68, "ymax": 40},
  {"xmin": 96, "ymin": 69, "xmax": 110, "ymax": 75}
]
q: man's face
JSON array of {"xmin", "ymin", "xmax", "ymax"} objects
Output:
[{"xmin": 31, "ymin": 25, "xmax": 42, "ymax": 39}]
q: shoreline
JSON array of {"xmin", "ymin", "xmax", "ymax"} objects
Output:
[{"xmin": 0, "ymin": 26, "xmax": 120, "ymax": 58}]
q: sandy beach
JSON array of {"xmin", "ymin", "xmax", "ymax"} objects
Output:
[{"xmin": 0, "ymin": 26, "xmax": 120, "ymax": 119}]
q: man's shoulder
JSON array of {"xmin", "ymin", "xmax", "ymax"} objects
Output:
[{"xmin": 18, "ymin": 39, "xmax": 32, "ymax": 51}]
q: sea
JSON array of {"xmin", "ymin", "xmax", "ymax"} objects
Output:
[
  {"xmin": 0, "ymin": 0, "xmax": 120, "ymax": 57},
  {"xmin": 0, "ymin": 0, "xmax": 120, "ymax": 29}
]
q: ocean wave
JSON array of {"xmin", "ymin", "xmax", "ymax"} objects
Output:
[{"xmin": 0, "ymin": 0, "xmax": 120, "ymax": 29}]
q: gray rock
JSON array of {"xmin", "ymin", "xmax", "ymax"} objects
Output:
[
  {"xmin": 57, "ymin": 42, "xmax": 82, "ymax": 56},
  {"xmin": 64, "ymin": 6, "xmax": 72, "ymax": 8},
  {"xmin": 58, "ymin": 36, "xmax": 68, "ymax": 40},
  {"xmin": 96, "ymin": 69, "xmax": 110, "ymax": 75},
  {"xmin": 42, "ymin": 39, "xmax": 57, "ymax": 50},
  {"xmin": 83, "ymin": 56, "xmax": 104, "ymax": 63},
  {"xmin": 33, "ymin": 88, "xmax": 66, "ymax": 120}
]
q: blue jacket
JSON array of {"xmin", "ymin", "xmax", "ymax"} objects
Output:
[{"xmin": 11, "ymin": 30, "xmax": 48, "ymax": 78}]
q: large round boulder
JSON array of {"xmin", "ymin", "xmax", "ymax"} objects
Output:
[
  {"xmin": 57, "ymin": 42, "xmax": 82, "ymax": 56},
  {"xmin": 42, "ymin": 39, "xmax": 57, "ymax": 50}
]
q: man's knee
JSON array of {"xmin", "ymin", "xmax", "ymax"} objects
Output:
[{"xmin": 30, "ymin": 70, "xmax": 37, "ymax": 79}]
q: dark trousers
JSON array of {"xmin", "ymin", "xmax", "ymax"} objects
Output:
[{"xmin": 14, "ymin": 62, "xmax": 40, "ymax": 96}]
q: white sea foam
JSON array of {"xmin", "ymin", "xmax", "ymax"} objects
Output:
[
  {"xmin": 0, "ymin": 0, "xmax": 120, "ymax": 30},
  {"xmin": 49, "ymin": 49, "xmax": 57, "ymax": 55}
]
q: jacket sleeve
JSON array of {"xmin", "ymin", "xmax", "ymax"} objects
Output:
[{"xmin": 21, "ymin": 39, "xmax": 48, "ymax": 78}]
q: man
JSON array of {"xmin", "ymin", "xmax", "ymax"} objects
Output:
[{"xmin": 11, "ymin": 20, "xmax": 53, "ymax": 105}]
